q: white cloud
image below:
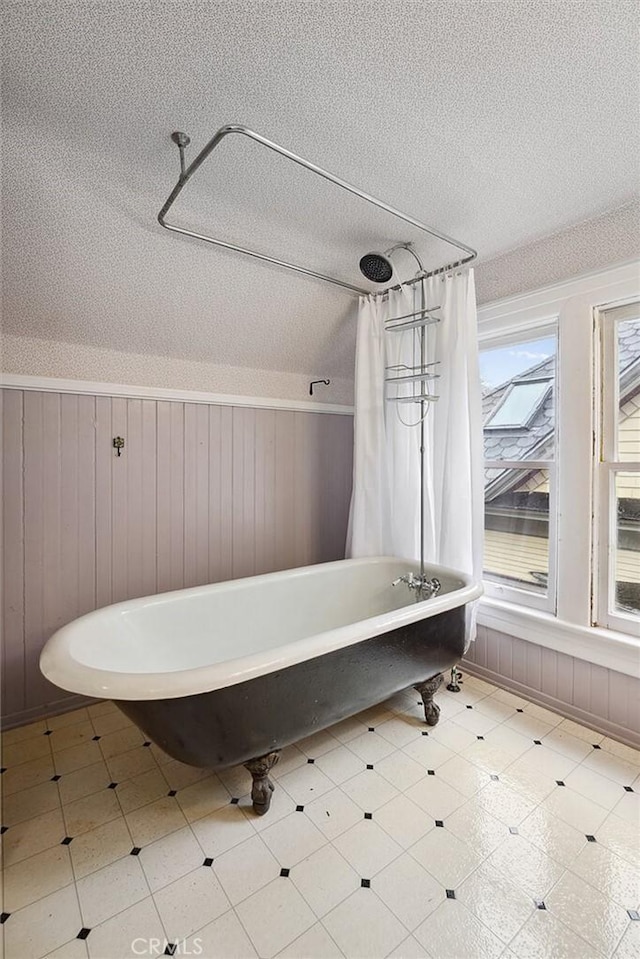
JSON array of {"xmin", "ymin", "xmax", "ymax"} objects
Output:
[{"xmin": 507, "ymin": 350, "xmax": 551, "ymax": 361}]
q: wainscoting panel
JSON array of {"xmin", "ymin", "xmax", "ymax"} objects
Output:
[
  {"xmin": 2, "ymin": 389, "xmax": 25, "ymax": 718},
  {"xmin": 464, "ymin": 625, "xmax": 640, "ymax": 747},
  {"xmin": 1, "ymin": 389, "xmax": 353, "ymax": 726}
]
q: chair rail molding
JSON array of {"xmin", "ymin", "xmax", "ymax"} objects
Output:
[{"xmin": 0, "ymin": 374, "xmax": 354, "ymax": 416}]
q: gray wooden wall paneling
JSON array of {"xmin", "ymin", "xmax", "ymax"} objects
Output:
[
  {"xmin": 464, "ymin": 625, "xmax": 640, "ymax": 746},
  {"xmin": 1, "ymin": 389, "xmax": 353, "ymax": 727}
]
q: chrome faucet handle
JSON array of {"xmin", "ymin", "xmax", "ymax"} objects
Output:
[
  {"xmin": 392, "ymin": 574, "xmax": 410, "ymax": 586},
  {"xmin": 393, "ymin": 572, "xmax": 422, "ymax": 588},
  {"xmin": 415, "ymin": 576, "xmax": 441, "ymax": 598}
]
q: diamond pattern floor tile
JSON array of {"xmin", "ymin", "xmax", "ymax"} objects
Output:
[{"xmin": 2, "ymin": 676, "xmax": 637, "ymax": 959}]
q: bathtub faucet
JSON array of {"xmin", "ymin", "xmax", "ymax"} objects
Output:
[{"xmin": 392, "ymin": 572, "xmax": 441, "ymax": 601}]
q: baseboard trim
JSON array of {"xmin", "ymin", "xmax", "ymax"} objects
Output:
[
  {"xmin": 462, "ymin": 660, "xmax": 640, "ymax": 750},
  {"xmin": 1, "ymin": 695, "xmax": 98, "ymax": 731}
]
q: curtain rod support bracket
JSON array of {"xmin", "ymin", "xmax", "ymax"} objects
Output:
[{"xmin": 171, "ymin": 131, "xmax": 191, "ymax": 177}]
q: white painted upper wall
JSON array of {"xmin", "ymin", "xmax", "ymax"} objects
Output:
[
  {"xmin": 474, "ymin": 200, "xmax": 640, "ymax": 306},
  {"xmin": 1, "ymin": 335, "xmax": 355, "ymax": 406}
]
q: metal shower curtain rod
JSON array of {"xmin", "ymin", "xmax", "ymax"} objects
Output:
[{"xmin": 157, "ymin": 123, "xmax": 477, "ymax": 296}]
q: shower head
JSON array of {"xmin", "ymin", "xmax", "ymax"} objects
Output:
[
  {"xmin": 359, "ymin": 251, "xmax": 394, "ymax": 284},
  {"xmin": 359, "ymin": 243, "xmax": 425, "ymax": 285}
]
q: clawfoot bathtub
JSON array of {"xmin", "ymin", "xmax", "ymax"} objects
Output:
[{"xmin": 40, "ymin": 557, "xmax": 481, "ymax": 815}]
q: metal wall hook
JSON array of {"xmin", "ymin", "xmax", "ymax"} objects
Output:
[{"xmin": 309, "ymin": 379, "xmax": 330, "ymax": 396}]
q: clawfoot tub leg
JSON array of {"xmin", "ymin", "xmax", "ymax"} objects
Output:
[
  {"xmin": 243, "ymin": 751, "xmax": 280, "ymax": 816},
  {"xmin": 414, "ymin": 673, "xmax": 444, "ymax": 726}
]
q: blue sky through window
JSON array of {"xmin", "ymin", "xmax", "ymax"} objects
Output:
[{"xmin": 479, "ymin": 336, "xmax": 555, "ymax": 391}]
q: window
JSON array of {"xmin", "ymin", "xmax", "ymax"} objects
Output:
[
  {"xmin": 480, "ymin": 331, "xmax": 557, "ymax": 611},
  {"xmin": 485, "ymin": 379, "xmax": 552, "ymax": 429},
  {"xmin": 596, "ymin": 302, "xmax": 640, "ymax": 634},
  {"xmin": 476, "ymin": 262, "xmax": 640, "ymax": 668}
]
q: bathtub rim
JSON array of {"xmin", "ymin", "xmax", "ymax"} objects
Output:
[{"xmin": 40, "ymin": 556, "xmax": 482, "ymax": 701}]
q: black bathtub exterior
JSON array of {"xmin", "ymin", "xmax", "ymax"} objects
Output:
[{"xmin": 116, "ymin": 604, "xmax": 466, "ymax": 769}]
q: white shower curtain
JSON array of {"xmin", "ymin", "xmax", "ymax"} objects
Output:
[{"xmin": 346, "ymin": 269, "xmax": 484, "ymax": 638}]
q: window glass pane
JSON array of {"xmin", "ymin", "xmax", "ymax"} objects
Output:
[
  {"xmin": 614, "ymin": 472, "xmax": 640, "ymax": 616},
  {"xmin": 480, "ymin": 335, "xmax": 556, "ymax": 461},
  {"xmin": 618, "ymin": 317, "xmax": 640, "ymax": 462},
  {"xmin": 486, "ymin": 380, "xmax": 551, "ymax": 428},
  {"xmin": 484, "ymin": 467, "xmax": 550, "ymax": 594}
]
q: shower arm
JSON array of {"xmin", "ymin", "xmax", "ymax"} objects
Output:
[
  {"xmin": 384, "ymin": 242, "xmax": 426, "ymax": 278},
  {"xmin": 157, "ymin": 124, "xmax": 476, "ymax": 296}
]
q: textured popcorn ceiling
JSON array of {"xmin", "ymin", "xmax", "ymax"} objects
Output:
[{"xmin": 2, "ymin": 0, "xmax": 639, "ymax": 388}]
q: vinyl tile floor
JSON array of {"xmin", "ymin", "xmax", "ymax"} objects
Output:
[{"xmin": 1, "ymin": 676, "xmax": 639, "ymax": 959}]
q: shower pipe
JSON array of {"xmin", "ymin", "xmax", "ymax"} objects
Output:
[
  {"xmin": 377, "ymin": 241, "xmax": 435, "ymax": 592},
  {"xmin": 157, "ymin": 124, "xmax": 477, "ymax": 295},
  {"xmin": 394, "ymin": 245, "xmax": 430, "ymax": 584}
]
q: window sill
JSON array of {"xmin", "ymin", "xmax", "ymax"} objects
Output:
[{"xmin": 477, "ymin": 596, "xmax": 640, "ymax": 679}]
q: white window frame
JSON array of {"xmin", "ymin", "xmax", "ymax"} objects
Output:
[
  {"xmin": 594, "ymin": 301, "xmax": 640, "ymax": 636},
  {"xmin": 480, "ymin": 323, "xmax": 558, "ymax": 614},
  {"xmin": 476, "ymin": 260, "xmax": 640, "ymax": 678}
]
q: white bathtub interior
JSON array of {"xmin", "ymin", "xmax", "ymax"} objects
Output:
[
  {"xmin": 40, "ymin": 558, "xmax": 479, "ymax": 699},
  {"xmin": 70, "ymin": 559, "xmax": 465, "ymax": 674}
]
